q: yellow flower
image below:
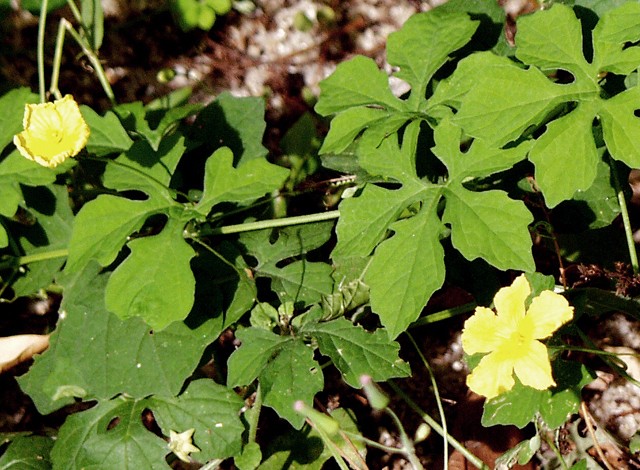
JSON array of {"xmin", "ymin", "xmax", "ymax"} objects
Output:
[
  {"xmin": 461, "ymin": 275, "xmax": 573, "ymax": 399},
  {"xmin": 168, "ymin": 428, "xmax": 200, "ymax": 463},
  {"xmin": 13, "ymin": 95, "xmax": 90, "ymax": 168}
]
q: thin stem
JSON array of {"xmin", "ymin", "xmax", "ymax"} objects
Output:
[
  {"xmin": 389, "ymin": 381, "xmax": 490, "ymax": 470},
  {"xmin": 247, "ymin": 384, "xmax": 262, "ymax": 444},
  {"xmin": 65, "ymin": 0, "xmax": 83, "ymax": 24},
  {"xmin": 199, "ymin": 210, "xmax": 340, "ymax": 236},
  {"xmin": 406, "ymin": 332, "xmax": 448, "ymax": 469},
  {"xmin": 340, "ymin": 430, "xmax": 406, "ymax": 454},
  {"xmin": 0, "ymin": 249, "xmax": 69, "ymax": 271},
  {"xmin": 20, "ymin": 249, "xmax": 69, "ymax": 265},
  {"xmin": 409, "ymin": 302, "xmax": 476, "ymax": 328},
  {"xmin": 37, "ymin": 0, "xmax": 49, "ymax": 102},
  {"xmin": 386, "ymin": 407, "xmax": 424, "ymax": 470},
  {"xmin": 542, "ymin": 430, "xmax": 569, "ymax": 470},
  {"xmin": 581, "ymin": 401, "xmax": 615, "ymax": 470},
  {"xmin": 57, "ymin": 19, "xmax": 116, "ymax": 105},
  {"xmin": 186, "ymin": 237, "xmax": 245, "ymax": 278},
  {"xmin": 50, "ymin": 19, "xmax": 66, "ymax": 100},
  {"xmin": 304, "ymin": 417, "xmax": 351, "ymax": 470},
  {"xmin": 610, "ymin": 157, "xmax": 639, "ymax": 273}
]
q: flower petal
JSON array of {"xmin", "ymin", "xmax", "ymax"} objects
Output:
[
  {"xmin": 461, "ymin": 307, "xmax": 504, "ymax": 354},
  {"xmin": 525, "ymin": 290, "xmax": 574, "ymax": 339},
  {"xmin": 466, "ymin": 351, "xmax": 516, "ymax": 399},
  {"xmin": 494, "ymin": 275, "xmax": 530, "ymax": 327},
  {"xmin": 13, "ymin": 95, "xmax": 89, "ymax": 168},
  {"xmin": 513, "ymin": 339, "xmax": 556, "ymax": 390}
]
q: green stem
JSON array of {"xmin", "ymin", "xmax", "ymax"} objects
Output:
[
  {"xmin": 247, "ymin": 384, "xmax": 262, "ymax": 444},
  {"xmin": 389, "ymin": 381, "xmax": 490, "ymax": 470},
  {"xmin": 1, "ymin": 211, "xmax": 339, "ymax": 272},
  {"xmin": 0, "ymin": 249, "xmax": 69, "ymax": 271},
  {"xmin": 610, "ymin": 157, "xmax": 639, "ymax": 273},
  {"xmin": 37, "ymin": 0, "xmax": 49, "ymax": 102},
  {"xmin": 386, "ymin": 407, "xmax": 424, "ymax": 470},
  {"xmin": 50, "ymin": 19, "xmax": 66, "ymax": 100},
  {"xmin": 410, "ymin": 302, "xmax": 477, "ymax": 328},
  {"xmin": 339, "ymin": 430, "xmax": 406, "ymax": 454},
  {"xmin": 199, "ymin": 210, "xmax": 340, "ymax": 236},
  {"xmin": 65, "ymin": 0, "xmax": 83, "ymax": 24},
  {"xmin": 542, "ymin": 431, "xmax": 569, "ymax": 470},
  {"xmin": 406, "ymin": 332, "xmax": 448, "ymax": 469},
  {"xmin": 57, "ymin": 18, "xmax": 116, "ymax": 105}
]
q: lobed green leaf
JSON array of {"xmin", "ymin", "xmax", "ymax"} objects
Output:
[
  {"xmin": 305, "ymin": 317, "xmax": 410, "ymax": 386},
  {"xmin": 105, "ymin": 219, "xmax": 196, "ymax": 330}
]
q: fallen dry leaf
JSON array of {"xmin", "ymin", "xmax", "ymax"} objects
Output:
[{"xmin": 0, "ymin": 334, "xmax": 50, "ymax": 373}]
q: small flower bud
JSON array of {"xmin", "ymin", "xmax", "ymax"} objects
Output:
[
  {"xmin": 293, "ymin": 400, "xmax": 339, "ymax": 435},
  {"xmin": 360, "ymin": 375, "xmax": 390, "ymax": 411}
]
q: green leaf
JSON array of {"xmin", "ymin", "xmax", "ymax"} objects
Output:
[
  {"xmin": 115, "ymin": 100, "xmax": 200, "ymax": 151},
  {"xmin": 21, "ymin": 0, "xmax": 66, "ymax": 13},
  {"xmin": 239, "ymin": 221, "xmax": 335, "ymax": 304},
  {"xmin": 227, "ymin": 328, "xmax": 323, "ymax": 428},
  {"xmin": 0, "ymin": 435, "xmax": 54, "ymax": 469},
  {"xmin": 50, "ymin": 398, "xmax": 169, "ymax": 469},
  {"xmin": 515, "ymin": 3, "xmax": 593, "ymax": 77},
  {"xmin": 433, "ymin": 118, "xmax": 529, "ymax": 179},
  {"xmin": 538, "ymin": 361, "xmax": 595, "ymax": 429},
  {"xmin": 600, "ymin": 86, "xmax": 640, "ymax": 168},
  {"xmin": 482, "ymin": 360, "xmax": 594, "ymax": 429},
  {"xmin": 260, "ymin": 339, "xmax": 324, "ymax": 428},
  {"xmin": 0, "ymin": 87, "xmax": 38, "ymax": 151},
  {"xmin": 305, "ymin": 318, "xmax": 410, "ymax": 387},
  {"xmin": 452, "ymin": 52, "xmax": 572, "ymax": 147},
  {"xmin": 195, "ymin": 147, "xmax": 289, "ymax": 216},
  {"xmin": 529, "ymin": 103, "xmax": 600, "ymax": 207},
  {"xmin": 192, "ymin": 91, "xmax": 269, "ymax": 163},
  {"xmin": 333, "ymin": 118, "xmax": 533, "ymax": 336},
  {"xmin": 448, "ymin": 3, "xmax": 640, "ymax": 206},
  {"xmin": 190, "ymin": 242, "xmax": 257, "ymax": 332},
  {"xmin": 80, "ymin": 0, "xmax": 104, "ymax": 52},
  {"xmin": 318, "ymin": 107, "xmax": 388, "ymax": 155},
  {"xmin": 565, "ymin": 287, "xmax": 640, "ymax": 321},
  {"xmin": 10, "ymin": 184, "xmax": 74, "ymax": 296},
  {"xmin": 592, "ymin": 2, "xmax": 640, "ymax": 75},
  {"xmin": 366, "ymin": 206, "xmax": 446, "ymax": 338},
  {"xmin": 227, "ymin": 327, "xmax": 291, "ymax": 387},
  {"xmin": 443, "ymin": 186, "xmax": 534, "ymax": 271},
  {"xmin": 387, "ymin": 9, "xmax": 478, "ymax": 104},
  {"xmin": 149, "ymin": 380, "xmax": 245, "ymax": 461},
  {"xmin": 332, "ymin": 184, "xmax": 420, "ymax": 259},
  {"xmin": 64, "ymin": 194, "xmax": 172, "ymax": 274},
  {"xmin": 553, "ymin": 158, "xmax": 620, "ymax": 231},
  {"xmin": 18, "ymin": 263, "xmax": 217, "ymax": 414},
  {"xmin": 0, "ymin": 151, "xmax": 58, "ymax": 248},
  {"xmin": 187, "ymin": 242, "xmax": 257, "ymax": 331},
  {"xmin": 81, "ymin": 106, "xmax": 133, "ymax": 156},
  {"xmin": 315, "ymin": 56, "xmax": 402, "ymax": 116},
  {"xmin": 235, "ymin": 442, "xmax": 262, "ymax": 470},
  {"xmin": 495, "ymin": 436, "xmax": 540, "ymax": 469},
  {"xmin": 258, "ymin": 426, "xmax": 328, "ymax": 470},
  {"xmin": 317, "ymin": 8, "xmax": 478, "ymax": 117},
  {"xmin": 105, "ymin": 219, "xmax": 196, "ymax": 330},
  {"xmin": 103, "ymin": 133, "xmax": 185, "ymax": 201}
]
